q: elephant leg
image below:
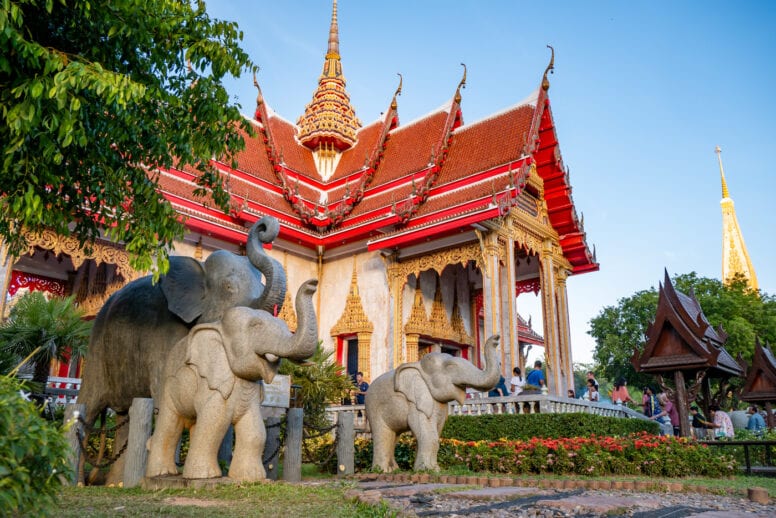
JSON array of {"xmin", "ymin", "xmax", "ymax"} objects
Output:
[
  {"xmin": 146, "ymin": 395, "xmax": 185, "ymax": 477},
  {"xmin": 370, "ymin": 415, "xmax": 400, "ymax": 473},
  {"xmin": 183, "ymin": 404, "xmax": 230, "ymax": 479},
  {"xmin": 408, "ymin": 410, "xmax": 441, "ymax": 472},
  {"xmin": 228, "ymin": 403, "xmax": 266, "ymax": 481},
  {"xmin": 104, "ymin": 413, "xmax": 130, "ymax": 486}
]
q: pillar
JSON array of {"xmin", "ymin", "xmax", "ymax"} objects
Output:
[
  {"xmin": 480, "ymin": 232, "xmax": 503, "ymax": 368},
  {"xmin": 539, "ymin": 239, "xmax": 561, "ymax": 395},
  {"xmin": 502, "ymin": 236, "xmax": 518, "ymax": 375},
  {"xmin": 555, "ymin": 269, "xmax": 573, "ymax": 392}
]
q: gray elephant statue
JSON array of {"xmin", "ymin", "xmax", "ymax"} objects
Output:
[
  {"xmin": 78, "ymin": 215, "xmax": 287, "ymax": 484},
  {"xmin": 365, "ymin": 335, "xmax": 501, "ymax": 472},
  {"xmin": 145, "ymin": 279, "xmax": 319, "ymax": 481}
]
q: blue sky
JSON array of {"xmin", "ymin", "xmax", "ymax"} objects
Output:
[{"xmin": 205, "ymin": 1, "xmax": 776, "ymax": 365}]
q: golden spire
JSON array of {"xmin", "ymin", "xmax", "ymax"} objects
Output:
[
  {"xmin": 716, "ymin": 146, "xmax": 758, "ymax": 291},
  {"xmin": 297, "ymin": 0, "xmax": 361, "ymax": 157}
]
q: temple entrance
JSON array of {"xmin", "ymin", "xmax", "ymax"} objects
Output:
[{"xmin": 345, "ymin": 337, "xmax": 359, "ymax": 381}]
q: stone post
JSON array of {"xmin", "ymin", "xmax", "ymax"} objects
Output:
[
  {"xmin": 263, "ymin": 417, "xmax": 281, "ymax": 480},
  {"xmin": 283, "ymin": 408, "xmax": 303, "ymax": 482},
  {"xmin": 64, "ymin": 403, "xmax": 85, "ymax": 485},
  {"xmin": 336, "ymin": 411, "xmax": 354, "ymax": 476},
  {"xmin": 123, "ymin": 398, "xmax": 154, "ymax": 488}
]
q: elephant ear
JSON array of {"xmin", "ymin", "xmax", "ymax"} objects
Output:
[
  {"xmin": 185, "ymin": 325, "xmax": 235, "ymax": 399},
  {"xmin": 395, "ymin": 364, "xmax": 434, "ymax": 419},
  {"xmin": 160, "ymin": 256, "xmax": 207, "ymax": 324}
]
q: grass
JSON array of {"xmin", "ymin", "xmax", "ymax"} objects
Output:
[
  {"xmin": 57, "ymin": 480, "xmax": 394, "ymax": 517},
  {"xmin": 54, "ymin": 464, "xmax": 776, "ymax": 517}
]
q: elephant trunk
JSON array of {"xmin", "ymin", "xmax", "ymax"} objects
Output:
[
  {"xmin": 458, "ymin": 334, "xmax": 502, "ymax": 392},
  {"xmin": 287, "ymin": 279, "xmax": 319, "ymax": 361},
  {"xmin": 265, "ymin": 279, "xmax": 319, "ymax": 362},
  {"xmin": 247, "ymin": 216, "xmax": 288, "ymax": 314}
]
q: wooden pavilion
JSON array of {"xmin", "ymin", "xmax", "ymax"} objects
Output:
[{"xmin": 632, "ymin": 270, "xmax": 744, "ymax": 436}]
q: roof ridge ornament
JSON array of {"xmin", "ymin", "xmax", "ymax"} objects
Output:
[
  {"xmin": 542, "ymin": 45, "xmax": 555, "ymax": 91},
  {"xmin": 454, "ymin": 63, "xmax": 466, "ymax": 103},
  {"xmin": 253, "ymin": 68, "xmax": 264, "ymax": 106},
  {"xmin": 391, "ymin": 73, "xmax": 402, "ymax": 110}
]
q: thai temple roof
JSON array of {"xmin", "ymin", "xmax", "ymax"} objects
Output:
[{"xmin": 155, "ymin": 1, "xmax": 597, "ymax": 275}]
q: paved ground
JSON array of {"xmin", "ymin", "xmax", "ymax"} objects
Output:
[{"xmin": 344, "ymin": 475, "xmax": 775, "ymax": 517}]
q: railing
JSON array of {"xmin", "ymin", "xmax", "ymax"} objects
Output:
[
  {"xmin": 449, "ymin": 394, "xmax": 641, "ymax": 418},
  {"xmin": 326, "ymin": 394, "xmax": 648, "ymax": 438},
  {"xmin": 699, "ymin": 440, "xmax": 776, "ymax": 476},
  {"xmin": 18, "ymin": 375, "xmax": 82, "ymax": 405}
]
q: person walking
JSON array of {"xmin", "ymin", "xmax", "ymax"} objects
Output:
[
  {"xmin": 650, "ymin": 393, "xmax": 680, "ymax": 436},
  {"xmin": 642, "ymin": 386, "xmax": 661, "ymax": 418}
]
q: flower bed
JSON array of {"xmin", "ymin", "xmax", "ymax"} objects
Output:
[{"xmin": 436, "ymin": 432, "xmax": 737, "ymax": 477}]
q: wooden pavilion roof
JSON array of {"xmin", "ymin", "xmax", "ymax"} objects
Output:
[
  {"xmin": 740, "ymin": 339, "xmax": 776, "ymax": 402},
  {"xmin": 632, "ymin": 270, "xmax": 743, "ymax": 377}
]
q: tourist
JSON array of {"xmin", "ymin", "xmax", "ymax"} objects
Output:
[
  {"xmin": 642, "ymin": 386, "xmax": 661, "ymax": 418},
  {"xmin": 586, "ymin": 370, "xmax": 599, "ymax": 391},
  {"xmin": 746, "ymin": 405, "xmax": 766, "ymax": 435},
  {"xmin": 708, "ymin": 404, "xmax": 735, "ymax": 439},
  {"xmin": 610, "ymin": 378, "xmax": 636, "ymax": 406},
  {"xmin": 567, "ymin": 388, "xmax": 576, "ymax": 399},
  {"xmin": 690, "ymin": 405, "xmax": 711, "ymax": 439},
  {"xmin": 489, "ymin": 375, "xmax": 510, "ymax": 397},
  {"xmin": 650, "ymin": 393, "xmax": 680, "ymax": 436},
  {"xmin": 526, "ymin": 360, "xmax": 545, "ymax": 387},
  {"xmin": 509, "ymin": 367, "xmax": 526, "ymax": 395},
  {"xmin": 584, "ymin": 379, "xmax": 599, "ymax": 402},
  {"xmin": 353, "ymin": 372, "xmax": 369, "ymax": 405}
]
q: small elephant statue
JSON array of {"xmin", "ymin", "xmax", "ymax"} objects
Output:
[
  {"xmin": 365, "ymin": 335, "xmax": 501, "ymax": 472},
  {"xmin": 145, "ymin": 279, "xmax": 318, "ymax": 481}
]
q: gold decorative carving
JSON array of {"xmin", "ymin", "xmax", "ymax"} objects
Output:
[
  {"xmin": 384, "ymin": 242, "xmax": 482, "ymax": 287},
  {"xmin": 428, "ymin": 281, "xmax": 451, "ymax": 341},
  {"xmin": 450, "ymin": 295, "xmax": 474, "ymax": 346},
  {"xmin": 21, "ymin": 228, "xmax": 138, "ymax": 281},
  {"xmin": 404, "ymin": 282, "xmax": 429, "ymax": 335},
  {"xmin": 330, "ymin": 260, "xmax": 374, "ymax": 336}
]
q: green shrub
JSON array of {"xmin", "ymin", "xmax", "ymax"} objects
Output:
[
  {"xmin": 441, "ymin": 412, "xmax": 659, "ymax": 441},
  {"xmin": 0, "ymin": 376, "xmax": 72, "ymax": 516}
]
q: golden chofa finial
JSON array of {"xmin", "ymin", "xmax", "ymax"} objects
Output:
[
  {"xmin": 391, "ymin": 73, "xmax": 402, "ymax": 110},
  {"xmin": 716, "ymin": 145, "xmax": 730, "ymax": 199},
  {"xmin": 542, "ymin": 45, "xmax": 555, "ymax": 91},
  {"xmin": 454, "ymin": 63, "xmax": 467, "ymax": 103},
  {"xmin": 253, "ymin": 68, "xmax": 264, "ymax": 105}
]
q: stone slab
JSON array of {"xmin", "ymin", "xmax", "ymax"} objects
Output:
[
  {"xmin": 446, "ymin": 486, "xmax": 545, "ymax": 501},
  {"xmin": 536, "ymin": 494, "xmax": 663, "ymax": 513}
]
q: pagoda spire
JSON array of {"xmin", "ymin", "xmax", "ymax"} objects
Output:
[
  {"xmin": 716, "ymin": 146, "xmax": 758, "ymax": 291},
  {"xmin": 297, "ymin": 0, "xmax": 361, "ymax": 179}
]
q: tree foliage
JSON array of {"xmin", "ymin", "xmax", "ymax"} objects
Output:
[
  {"xmin": 279, "ymin": 342, "xmax": 353, "ymax": 433},
  {"xmin": 0, "ymin": 376, "xmax": 72, "ymax": 516},
  {"xmin": 0, "ymin": 0, "xmax": 255, "ymax": 272},
  {"xmin": 0, "ymin": 291, "xmax": 92, "ymax": 384},
  {"xmin": 589, "ymin": 272, "xmax": 776, "ymax": 386}
]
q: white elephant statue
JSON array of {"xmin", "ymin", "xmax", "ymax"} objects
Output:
[
  {"xmin": 145, "ymin": 280, "xmax": 318, "ymax": 481},
  {"xmin": 365, "ymin": 334, "xmax": 501, "ymax": 472}
]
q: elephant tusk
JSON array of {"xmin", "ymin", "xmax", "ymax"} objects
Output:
[{"xmin": 265, "ymin": 353, "xmax": 279, "ymax": 363}]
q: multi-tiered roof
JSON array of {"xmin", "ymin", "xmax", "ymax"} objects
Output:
[{"xmin": 156, "ymin": 1, "xmax": 596, "ymax": 275}]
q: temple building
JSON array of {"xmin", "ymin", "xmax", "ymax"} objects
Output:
[
  {"xmin": 716, "ymin": 146, "xmax": 758, "ymax": 291},
  {"xmin": 0, "ymin": 1, "xmax": 597, "ymax": 395}
]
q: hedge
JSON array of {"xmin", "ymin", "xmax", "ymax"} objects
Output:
[{"xmin": 441, "ymin": 412, "xmax": 660, "ymax": 441}]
